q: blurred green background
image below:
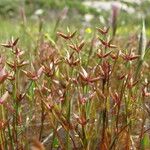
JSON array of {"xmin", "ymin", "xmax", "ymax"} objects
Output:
[{"xmin": 0, "ymin": 0, "xmax": 150, "ymax": 46}]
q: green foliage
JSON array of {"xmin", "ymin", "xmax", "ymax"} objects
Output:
[
  {"xmin": 0, "ymin": 0, "xmax": 100, "ymax": 18},
  {"xmin": 0, "ymin": 0, "xmax": 19, "ymax": 17},
  {"xmin": 141, "ymin": 133, "xmax": 150, "ymax": 150}
]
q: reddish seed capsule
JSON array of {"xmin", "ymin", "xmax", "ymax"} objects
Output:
[
  {"xmin": 99, "ymin": 38, "xmax": 117, "ymax": 48},
  {"xmin": 57, "ymin": 31, "xmax": 76, "ymax": 40},
  {"xmin": 1, "ymin": 37, "xmax": 19, "ymax": 48},
  {"xmin": 96, "ymin": 27, "xmax": 109, "ymax": 35}
]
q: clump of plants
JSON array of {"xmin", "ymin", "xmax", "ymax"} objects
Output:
[{"xmin": 0, "ymin": 23, "xmax": 149, "ymax": 150}]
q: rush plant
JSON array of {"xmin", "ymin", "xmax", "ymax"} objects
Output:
[{"xmin": 0, "ymin": 24, "xmax": 149, "ymax": 150}]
